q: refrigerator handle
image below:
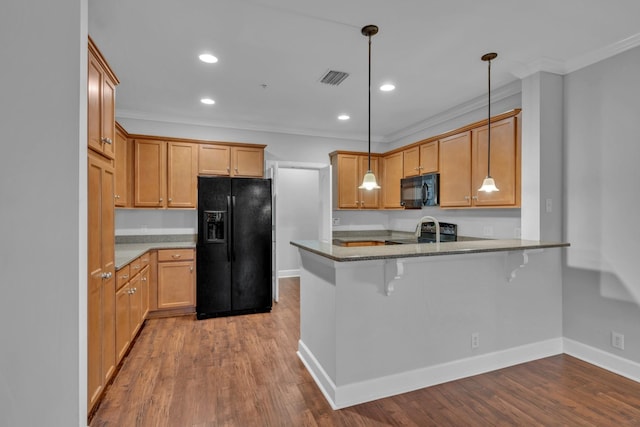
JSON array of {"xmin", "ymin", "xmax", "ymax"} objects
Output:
[
  {"xmin": 231, "ymin": 195, "xmax": 236, "ymax": 262},
  {"xmin": 226, "ymin": 196, "xmax": 232, "ymax": 262}
]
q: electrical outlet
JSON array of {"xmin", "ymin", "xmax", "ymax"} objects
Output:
[
  {"xmin": 514, "ymin": 227, "xmax": 521, "ymax": 238},
  {"xmin": 471, "ymin": 333, "xmax": 480, "ymax": 349},
  {"xmin": 545, "ymin": 198, "xmax": 552, "ymax": 213},
  {"xmin": 332, "ymin": 217, "xmax": 340, "ymax": 226},
  {"xmin": 612, "ymin": 331, "xmax": 625, "ymax": 350},
  {"xmin": 483, "ymin": 226, "xmax": 493, "ymax": 237}
]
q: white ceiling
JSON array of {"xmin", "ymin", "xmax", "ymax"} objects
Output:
[{"xmin": 88, "ymin": 0, "xmax": 640, "ymax": 144}]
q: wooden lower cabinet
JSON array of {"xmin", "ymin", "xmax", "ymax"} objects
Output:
[
  {"xmin": 87, "ymin": 151, "xmax": 116, "ymax": 411},
  {"xmin": 157, "ymin": 249, "xmax": 196, "ymax": 310},
  {"xmin": 114, "ymin": 255, "xmax": 150, "ymax": 364}
]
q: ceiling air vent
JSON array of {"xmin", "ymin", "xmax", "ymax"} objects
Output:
[{"xmin": 319, "ymin": 70, "xmax": 349, "ymax": 86}]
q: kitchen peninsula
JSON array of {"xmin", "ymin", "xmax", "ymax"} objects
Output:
[{"xmin": 291, "ymin": 237, "xmax": 569, "ymax": 409}]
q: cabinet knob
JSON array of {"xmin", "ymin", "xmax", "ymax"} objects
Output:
[
  {"xmin": 472, "ymin": 195, "xmax": 478, "ymax": 200},
  {"xmin": 234, "ymin": 167, "xmax": 238, "ymax": 173},
  {"xmin": 159, "ymin": 198, "xmax": 163, "ymax": 202},
  {"xmin": 122, "ymin": 274, "xmax": 129, "ymax": 280},
  {"xmin": 464, "ymin": 196, "xmax": 470, "ymax": 200},
  {"xmin": 168, "ymin": 198, "xmax": 172, "ymax": 202},
  {"xmin": 190, "ymin": 266, "xmax": 194, "ymax": 273},
  {"xmin": 227, "ymin": 167, "xmax": 230, "ymax": 172},
  {"xmin": 101, "ymin": 272, "xmax": 112, "ymax": 279},
  {"xmin": 141, "ymin": 277, "xmax": 147, "ymax": 282}
]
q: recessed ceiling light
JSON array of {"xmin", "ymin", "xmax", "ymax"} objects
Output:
[
  {"xmin": 380, "ymin": 83, "xmax": 395, "ymax": 92},
  {"xmin": 200, "ymin": 98, "xmax": 215, "ymax": 105},
  {"xmin": 199, "ymin": 53, "xmax": 218, "ymax": 64},
  {"xmin": 338, "ymin": 114, "xmax": 350, "ymax": 121}
]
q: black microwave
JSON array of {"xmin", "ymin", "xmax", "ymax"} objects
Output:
[{"xmin": 400, "ymin": 173, "xmax": 439, "ymax": 209}]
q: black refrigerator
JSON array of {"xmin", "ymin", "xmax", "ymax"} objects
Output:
[{"xmin": 196, "ymin": 176, "xmax": 272, "ymax": 319}]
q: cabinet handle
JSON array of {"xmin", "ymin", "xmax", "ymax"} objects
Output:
[
  {"xmin": 472, "ymin": 195, "xmax": 478, "ymax": 200},
  {"xmin": 101, "ymin": 137, "xmax": 113, "ymax": 145},
  {"xmin": 464, "ymin": 196, "xmax": 470, "ymax": 200},
  {"xmin": 171, "ymin": 254, "xmax": 181, "ymax": 259},
  {"xmin": 121, "ymin": 274, "xmax": 129, "ymax": 280},
  {"xmin": 141, "ymin": 277, "xmax": 147, "ymax": 282},
  {"xmin": 133, "ymin": 265, "xmax": 140, "ymax": 270},
  {"xmin": 101, "ymin": 272, "xmax": 109, "ymax": 279}
]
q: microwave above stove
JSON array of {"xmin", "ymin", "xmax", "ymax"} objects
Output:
[{"xmin": 400, "ymin": 173, "xmax": 439, "ymax": 209}]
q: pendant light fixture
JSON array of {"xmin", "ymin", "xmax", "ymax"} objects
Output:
[
  {"xmin": 478, "ymin": 52, "xmax": 499, "ymax": 193},
  {"xmin": 358, "ymin": 25, "xmax": 381, "ymax": 190}
]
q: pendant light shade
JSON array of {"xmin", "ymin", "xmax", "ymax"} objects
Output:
[
  {"xmin": 358, "ymin": 25, "xmax": 381, "ymax": 191},
  {"xmin": 478, "ymin": 52, "xmax": 499, "ymax": 193}
]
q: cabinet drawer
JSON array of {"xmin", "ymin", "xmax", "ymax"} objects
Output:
[
  {"xmin": 116, "ymin": 265, "xmax": 130, "ymax": 290},
  {"xmin": 138, "ymin": 252, "xmax": 150, "ymax": 269},
  {"xmin": 157, "ymin": 248, "xmax": 194, "ymax": 262},
  {"xmin": 129, "ymin": 257, "xmax": 142, "ymax": 275}
]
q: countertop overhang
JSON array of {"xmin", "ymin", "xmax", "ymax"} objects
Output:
[{"xmin": 291, "ymin": 238, "xmax": 569, "ymax": 262}]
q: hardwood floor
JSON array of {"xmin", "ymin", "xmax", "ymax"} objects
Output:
[{"xmin": 91, "ymin": 277, "xmax": 640, "ymax": 426}]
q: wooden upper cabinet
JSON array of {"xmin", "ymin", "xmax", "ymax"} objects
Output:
[
  {"xmin": 403, "ymin": 146, "xmax": 420, "ymax": 177},
  {"xmin": 330, "ymin": 152, "xmax": 380, "ymax": 209},
  {"xmin": 419, "ymin": 140, "xmax": 439, "ymax": 174},
  {"xmin": 381, "ymin": 151, "xmax": 404, "ymax": 209},
  {"xmin": 167, "ymin": 141, "xmax": 198, "ymax": 208},
  {"xmin": 198, "ymin": 144, "xmax": 264, "ymax": 177},
  {"xmin": 134, "ymin": 139, "xmax": 166, "ymax": 208},
  {"xmin": 199, "ymin": 144, "xmax": 231, "ymax": 175},
  {"xmin": 88, "ymin": 38, "xmax": 118, "ymax": 160},
  {"xmin": 439, "ymin": 114, "xmax": 520, "ymax": 208},
  {"xmin": 231, "ymin": 146, "xmax": 264, "ymax": 177},
  {"xmin": 114, "ymin": 124, "xmax": 130, "ymax": 207},
  {"xmin": 439, "ymin": 132, "xmax": 472, "ymax": 207},
  {"xmin": 358, "ymin": 155, "xmax": 380, "ymax": 209},
  {"xmin": 472, "ymin": 116, "xmax": 520, "ymax": 207}
]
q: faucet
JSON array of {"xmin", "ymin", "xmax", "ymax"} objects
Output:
[{"xmin": 415, "ymin": 215, "xmax": 440, "ymax": 243}]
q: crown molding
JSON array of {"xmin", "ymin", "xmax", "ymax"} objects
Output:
[
  {"xmin": 512, "ymin": 32, "xmax": 640, "ymax": 79},
  {"xmin": 384, "ymin": 80, "xmax": 522, "ymax": 143},
  {"xmin": 116, "ymin": 109, "xmax": 375, "ymax": 143}
]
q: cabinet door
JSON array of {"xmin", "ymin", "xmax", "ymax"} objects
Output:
[
  {"xmin": 439, "ymin": 132, "xmax": 472, "ymax": 207},
  {"xmin": 198, "ymin": 144, "xmax": 230, "ymax": 175},
  {"xmin": 134, "ymin": 139, "xmax": 166, "ymax": 207},
  {"xmin": 139, "ymin": 265, "xmax": 150, "ymax": 319},
  {"xmin": 115, "ymin": 283, "xmax": 131, "ymax": 363},
  {"xmin": 231, "ymin": 146, "xmax": 264, "ymax": 177},
  {"xmin": 381, "ymin": 152, "xmax": 403, "ymax": 209},
  {"xmin": 87, "ymin": 153, "xmax": 115, "ymax": 408},
  {"xmin": 419, "ymin": 141, "xmax": 439, "ymax": 174},
  {"xmin": 114, "ymin": 128, "xmax": 129, "ymax": 207},
  {"xmin": 359, "ymin": 155, "xmax": 380, "ymax": 209},
  {"xmin": 87, "ymin": 55, "xmax": 103, "ymax": 156},
  {"xmin": 335, "ymin": 154, "xmax": 360, "ymax": 209},
  {"xmin": 472, "ymin": 117, "xmax": 518, "ymax": 207},
  {"xmin": 157, "ymin": 260, "xmax": 195, "ymax": 309},
  {"xmin": 129, "ymin": 274, "xmax": 142, "ymax": 338},
  {"xmin": 167, "ymin": 141, "xmax": 197, "ymax": 208},
  {"xmin": 101, "ymin": 76, "xmax": 116, "ymax": 159},
  {"xmin": 403, "ymin": 147, "xmax": 420, "ymax": 177}
]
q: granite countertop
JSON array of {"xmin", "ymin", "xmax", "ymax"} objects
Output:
[
  {"xmin": 115, "ymin": 235, "xmax": 196, "ymax": 270},
  {"xmin": 291, "ymin": 237, "xmax": 569, "ymax": 262}
]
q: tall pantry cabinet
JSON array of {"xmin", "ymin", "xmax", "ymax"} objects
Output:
[{"xmin": 87, "ymin": 37, "xmax": 119, "ymax": 414}]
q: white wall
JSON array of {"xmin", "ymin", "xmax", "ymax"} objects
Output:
[
  {"xmin": 563, "ymin": 46, "xmax": 640, "ymax": 362},
  {"xmin": 0, "ymin": 1, "xmax": 86, "ymax": 426},
  {"xmin": 276, "ymin": 169, "xmax": 319, "ymax": 276},
  {"xmin": 116, "ymin": 209, "xmax": 196, "ymax": 235}
]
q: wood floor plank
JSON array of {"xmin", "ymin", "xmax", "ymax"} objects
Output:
[{"xmin": 91, "ymin": 277, "xmax": 640, "ymax": 426}]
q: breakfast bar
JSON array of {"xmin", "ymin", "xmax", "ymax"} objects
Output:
[{"xmin": 291, "ymin": 237, "xmax": 569, "ymax": 409}]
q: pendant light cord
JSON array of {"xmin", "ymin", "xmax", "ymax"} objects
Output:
[
  {"xmin": 367, "ymin": 34, "xmax": 372, "ymax": 171},
  {"xmin": 486, "ymin": 57, "xmax": 491, "ymax": 177}
]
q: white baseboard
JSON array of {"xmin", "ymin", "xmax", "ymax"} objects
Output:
[
  {"xmin": 299, "ymin": 338, "xmax": 563, "ymax": 409},
  {"xmin": 563, "ymin": 338, "xmax": 640, "ymax": 382},
  {"xmin": 278, "ymin": 269, "xmax": 300, "ymax": 278}
]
